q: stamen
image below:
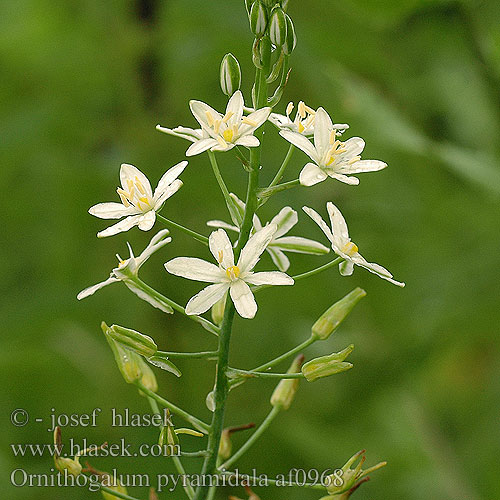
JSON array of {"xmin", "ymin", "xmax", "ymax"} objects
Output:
[
  {"xmin": 341, "ymin": 241, "xmax": 359, "ymax": 257},
  {"xmin": 135, "ymin": 177, "xmax": 146, "ymax": 195},
  {"xmin": 242, "ymin": 117, "xmax": 257, "ymax": 127},
  {"xmin": 222, "ymin": 111, "xmax": 234, "ymax": 123},
  {"xmin": 348, "ymin": 155, "xmax": 361, "ymax": 165},
  {"xmin": 214, "ymin": 119, "xmax": 221, "ymax": 135},
  {"xmin": 217, "ymin": 136, "xmax": 228, "ymax": 148},
  {"xmin": 118, "ymin": 191, "xmax": 130, "ymax": 207},
  {"xmin": 286, "ymin": 102, "xmax": 294, "ymax": 117},
  {"xmin": 127, "ymin": 179, "xmax": 134, "ymax": 191},
  {"xmin": 298, "ymin": 101, "xmax": 306, "ymax": 119},
  {"xmin": 225, "ymin": 265, "xmax": 240, "ymax": 280},
  {"xmin": 205, "ymin": 111, "xmax": 215, "ymax": 127},
  {"xmin": 304, "ymin": 104, "xmax": 315, "ymax": 114},
  {"xmin": 329, "ymin": 130, "xmax": 336, "ymax": 145}
]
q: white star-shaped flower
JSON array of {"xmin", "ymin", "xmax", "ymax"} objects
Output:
[
  {"xmin": 269, "ymin": 100, "xmax": 348, "ymax": 138},
  {"xmin": 207, "ymin": 194, "xmax": 329, "ymax": 272},
  {"xmin": 89, "ymin": 162, "xmax": 187, "ymax": 238},
  {"xmin": 303, "ymin": 202, "xmax": 405, "ymax": 287},
  {"xmin": 280, "ymin": 107, "xmax": 387, "ymax": 186},
  {"xmin": 158, "ymin": 90, "xmax": 271, "ymax": 157},
  {"xmin": 77, "ymin": 230, "xmax": 174, "ymax": 312},
  {"xmin": 165, "ymin": 225, "xmax": 294, "ymax": 319}
]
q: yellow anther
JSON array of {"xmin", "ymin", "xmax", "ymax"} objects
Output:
[
  {"xmin": 127, "ymin": 179, "xmax": 134, "ymax": 191},
  {"xmin": 242, "ymin": 117, "xmax": 257, "ymax": 127},
  {"xmin": 222, "ymin": 128, "xmax": 234, "ymax": 143},
  {"xmin": 286, "ymin": 102, "xmax": 294, "ymax": 117},
  {"xmin": 222, "ymin": 111, "xmax": 234, "ymax": 123},
  {"xmin": 305, "ymin": 115, "xmax": 315, "ymax": 128},
  {"xmin": 225, "ymin": 265, "xmax": 240, "ymax": 280},
  {"xmin": 304, "ymin": 104, "xmax": 316, "ymax": 115},
  {"xmin": 341, "ymin": 241, "xmax": 359, "ymax": 257},
  {"xmin": 348, "ymin": 155, "xmax": 361, "ymax": 165},
  {"xmin": 298, "ymin": 101, "xmax": 306, "ymax": 119},
  {"xmin": 329, "ymin": 130, "xmax": 336, "ymax": 145},
  {"xmin": 118, "ymin": 191, "xmax": 130, "ymax": 207},
  {"xmin": 205, "ymin": 111, "xmax": 215, "ymax": 127},
  {"xmin": 135, "ymin": 177, "xmax": 146, "ymax": 195},
  {"xmin": 214, "ymin": 120, "xmax": 221, "ymax": 135}
]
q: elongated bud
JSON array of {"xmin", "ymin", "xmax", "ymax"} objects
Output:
[
  {"xmin": 250, "ymin": 1, "xmax": 268, "ymax": 36},
  {"xmin": 302, "ymin": 345, "xmax": 354, "ymax": 382},
  {"xmin": 211, "ymin": 296, "xmax": 226, "ymax": 325},
  {"xmin": 220, "ymin": 53, "xmax": 241, "ymax": 96},
  {"xmin": 270, "ymin": 354, "xmax": 304, "ymax": 410},
  {"xmin": 108, "ymin": 324, "xmax": 157, "ymax": 358},
  {"xmin": 282, "ymin": 14, "xmax": 296, "ymax": 55},
  {"xmin": 218, "ymin": 429, "xmax": 232, "ymax": 460},
  {"xmin": 102, "ymin": 322, "xmax": 142, "ymax": 384},
  {"xmin": 311, "ymin": 288, "xmax": 366, "ymax": 341},
  {"xmin": 137, "ymin": 356, "xmax": 158, "ymax": 393},
  {"xmin": 245, "ymin": 0, "xmax": 255, "ymax": 15},
  {"xmin": 269, "ymin": 7, "xmax": 287, "ymax": 47}
]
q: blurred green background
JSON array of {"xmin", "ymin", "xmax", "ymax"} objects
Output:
[{"xmin": 2, "ymin": 0, "xmax": 500, "ymax": 499}]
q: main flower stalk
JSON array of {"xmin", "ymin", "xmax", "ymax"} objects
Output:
[{"xmin": 193, "ymin": 43, "xmax": 270, "ymax": 500}]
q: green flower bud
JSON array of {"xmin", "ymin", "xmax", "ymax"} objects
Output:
[
  {"xmin": 269, "ymin": 7, "xmax": 287, "ymax": 47},
  {"xmin": 250, "ymin": 1, "xmax": 268, "ymax": 37},
  {"xmin": 137, "ymin": 356, "xmax": 158, "ymax": 393},
  {"xmin": 270, "ymin": 354, "xmax": 304, "ymax": 410},
  {"xmin": 325, "ymin": 449, "xmax": 387, "ymax": 496},
  {"xmin": 102, "ymin": 322, "xmax": 142, "ymax": 384},
  {"xmin": 282, "ymin": 14, "xmax": 296, "ymax": 55},
  {"xmin": 311, "ymin": 288, "xmax": 366, "ymax": 341},
  {"xmin": 108, "ymin": 324, "xmax": 157, "ymax": 358},
  {"xmin": 302, "ymin": 345, "xmax": 354, "ymax": 382},
  {"xmin": 220, "ymin": 53, "xmax": 241, "ymax": 96},
  {"xmin": 211, "ymin": 295, "xmax": 226, "ymax": 326},
  {"xmin": 218, "ymin": 429, "xmax": 232, "ymax": 460}
]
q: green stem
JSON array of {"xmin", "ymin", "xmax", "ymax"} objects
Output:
[
  {"xmin": 157, "ymin": 214, "xmax": 209, "ymax": 245},
  {"xmin": 157, "ymin": 350, "xmax": 218, "ymax": 359},
  {"xmin": 99, "ymin": 486, "xmax": 143, "ymax": 500},
  {"xmin": 136, "ymin": 382, "xmax": 210, "ymax": 434},
  {"xmin": 148, "ymin": 396, "xmax": 195, "ymax": 499},
  {"xmin": 131, "ymin": 277, "xmax": 220, "ymax": 336},
  {"xmin": 192, "ymin": 39, "xmax": 270, "ymax": 500},
  {"xmin": 228, "ymin": 368, "xmax": 305, "ymax": 379},
  {"xmin": 257, "ymin": 178, "xmax": 300, "ymax": 203},
  {"xmin": 268, "ymin": 144, "xmax": 295, "ymax": 188},
  {"xmin": 181, "ymin": 451, "xmax": 209, "ymax": 458},
  {"xmin": 219, "ymin": 406, "xmax": 280, "ymax": 470}
]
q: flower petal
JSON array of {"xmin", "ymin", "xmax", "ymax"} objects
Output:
[
  {"xmin": 226, "ymin": 90, "xmax": 244, "ymax": 124},
  {"xmin": 77, "ymin": 276, "xmax": 120, "ymax": 300},
  {"xmin": 302, "ymin": 206, "xmax": 334, "ymax": 244},
  {"xmin": 124, "ymin": 281, "xmax": 174, "ymax": 313},
  {"xmin": 270, "ymin": 206, "xmax": 297, "ymax": 238},
  {"xmin": 235, "ymin": 135, "xmax": 260, "ymax": 148},
  {"xmin": 209, "ymin": 229, "xmax": 234, "ymax": 268},
  {"xmin": 154, "ymin": 179, "xmax": 183, "ymax": 209},
  {"xmin": 154, "ymin": 161, "xmax": 187, "ymax": 198},
  {"xmin": 230, "ymin": 280, "xmax": 257, "ymax": 319},
  {"xmin": 280, "ymin": 130, "xmax": 318, "ymax": 163},
  {"xmin": 238, "ymin": 107, "xmax": 271, "ymax": 135},
  {"xmin": 165, "ymin": 257, "xmax": 224, "ymax": 283},
  {"xmin": 271, "ymin": 236, "xmax": 330, "ymax": 255},
  {"xmin": 342, "ymin": 159, "xmax": 387, "ymax": 174},
  {"xmin": 343, "ymin": 137, "xmax": 365, "ymax": 157},
  {"xmin": 237, "ymin": 223, "xmax": 277, "ymax": 272},
  {"xmin": 155, "ymin": 125, "xmax": 203, "ymax": 142},
  {"xmin": 185, "ymin": 283, "xmax": 229, "ymax": 315},
  {"xmin": 245, "ymin": 271, "xmax": 294, "ymax": 286},
  {"xmin": 326, "ymin": 202, "xmax": 350, "ymax": 241},
  {"xmin": 329, "ymin": 173, "xmax": 360, "ymax": 185},
  {"xmin": 186, "ymin": 138, "xmax": 218, "ymax": 156},
  {"xmin": 314, "ymin": 107, "xmax": 333, "ymax": 159},
  {"xmin": 299, "ymin": 163, "xmax": 328, "ymax": 186},
  {"xmin": 353, "ymin": 255, "xmax": 405, "ymax": 287},
  {"xmin": 266, "ymin": 247, "xmax": 290, "ymax": 272},
  {"xmin": 97, "ymin": 214, "xmax": 142, "ymax": 238},
  {"xmin": 138, "ymin": 211, "xmax": 156, "ymax": 231},
  {"xmin": 190, "ymin": 100, "xmax": 223, "ymax": 137},
  {"xmin": 89, "ymin": 202, "xmax": 138, "ymax": 219},
  {"xmin": 120, "ymin": 164, "xmax": 153, "ymax": 198},
  {"xmin": 206, "ymin": 220, "xmax": 240, "ymax": 232}
]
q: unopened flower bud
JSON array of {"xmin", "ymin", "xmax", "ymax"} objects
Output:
[
  {"xmin": 325, "ymin": 450, "xmax": 386, "ymax": 496},
  {"xmin": 245, "ymin": 0, "xmax": 255, "ymax": 15},
  {"xmin": 211, "ymin": 296, "xmax": 226, "ymax": 325},
  {"xmin": 250, "ymin": 1, "xmax": 268, "ymax": 37},
  {"xmin": 311, "ymin": 288, "xmax": 366, "ymax": 341},
  {"xmin": 270, "ymin": 354, "xmax": 304, "ymax": 410},
  {"xmin": 220, "ymin": 53, "xmax": 241, "ymax": 96},
  {"xmin": 218, "ymin": 429, "xmax": 232, "ymax": 460},
  {"xmin": 302, "ymin": 345, "xmax": 354, "ymax": 382},
  {"xmin": 137, "ymin": 356, "xmax": 158, "ymax": 393},
  {"xmin": 269, "ymin": 7, "xmax": 287, "ymax": 47},
  {"xmin": 282, "ymin": 14, "xmax": 296, "ymax": 55},
  {"xmin": 102, "ymin": 322, "xmax": 142, "ymax": 384},
  {"xmin": 108, "ymin": 324, "xmax": 157, "ymax": 358}
]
